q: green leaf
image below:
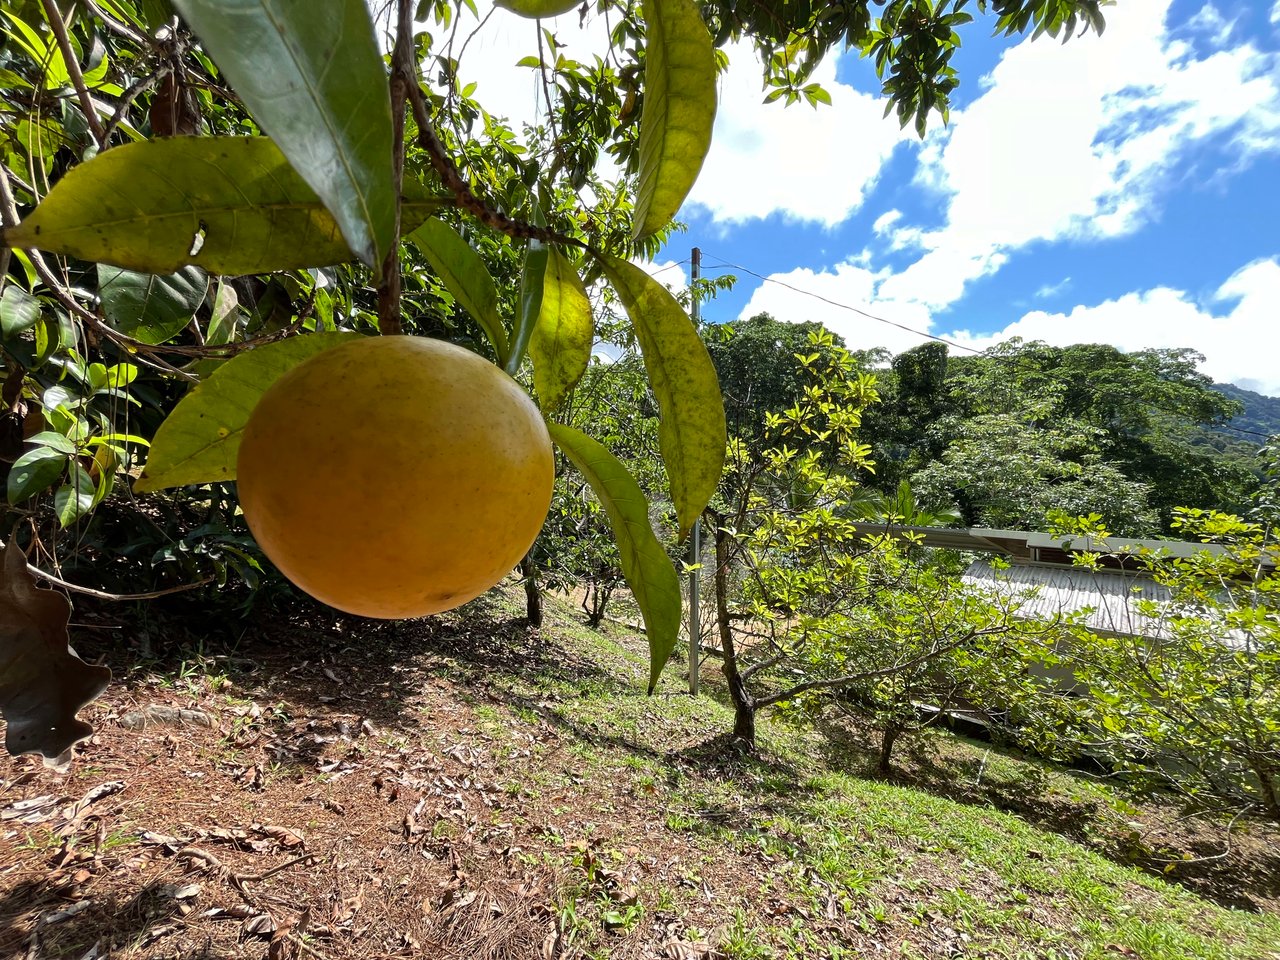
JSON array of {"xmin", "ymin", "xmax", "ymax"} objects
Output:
[
  {"xmin": 548, "ymin": 423, "xmax": 682, "ymax": 692},
  {"xmin": 601, "ymin": 257, "xmax": 725, "ymax": 539},
  {"xmin": 54, "ymin": 463, "xmax": 95, "ymax": 528},
  {"xmin": 408, "ymin": 220, "xmax": 510, "ymax": 365},
  {"xmin": 207, "ymin": 280, "xmax": 240, "ymax": 346},
  {"xmin": 494, "ymin": 0, "xmax": 581, "ymax": 17},
  {"xmin": 139, "ymin": 0, "xmax": 175, "ymax": 30},
  {"xmin": 3, "ymin": 138, "xmax": 447, "ymax": 275},
  {"xmin": 105, "ymin": 363, "xmax": 138, "ymax": 390},
  {"xmin": 27, "ymin": 432, "xmax": 76, "ymax": 455},
  {"xmin": 7, "ymin": 447, "xmax": 66, "ymax": 505},
  {"xmin": 41, "ymin": 384, "xmax": 77, "ymax": 414},
  {"xmin": 632, "ymin": 0, "xmax": 717, "ymax": 240},
  {"xmin": 134, "ymin": 332, "xmax": 357, "ymax": 492},
  {"xmin": 0, "ymin": 540, "xmax": 111, "ymax": 760},
  {"xmin": 171, "ymin": 0, "xmax": 395, "ymax": 268},
  {"xmin": 529, "ymin": 247, "xmax": 593, "ymax": 412},
  {"xmin": 98, "ymin": 264, "xmax": 209, "ymax": 345},
  {"xmin": 0, "ymin": 10, "xmax": 70, "ymax": 90},
  {"xmin": 506, "ymin": 240, "xmax": 548, "ymax": 376},
  {"xmin": 0, "ymin": 285, "xmax": 40, "ymax": 338}
]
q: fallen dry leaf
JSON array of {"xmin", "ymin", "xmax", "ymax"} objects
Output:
[
  {"xmin": 0, "ymin": 540, "xmax": 111, "ymax": 759},
  {"xmin": 119, "ymin": 704, "xmax": 215, "ymax": 731},
  {"xmin": 253, "ymin": 823, "xmax": 306, "ymax": 848}
]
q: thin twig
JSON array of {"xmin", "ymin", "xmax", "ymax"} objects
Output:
[
  {"xmin": 404, "ymin": 80, "xmax": 590, "ymax": 252},
  {"xmin": 240, "ymin": 853, "xmax": 318, "ymax": 883},
  {"xmin": 83, "ymin": 0, "xmax": 150, "ymax": 46},
  {"xmin": 40, "ymin": 568, "xmax": 213, "ymax": 601},
  {"xmin": 101, "ymin": 63, "xmax": 171, "ymax": 146},
  {"xmin": 1, "ymin": 536, "xmax": 215, "ymax": 599},
  {"xmin": 40, "ymin": 0, "xmax": 107, "ymax": 148}
]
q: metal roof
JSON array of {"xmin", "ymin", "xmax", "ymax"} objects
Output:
[
  {"xmin": 961, "ymin": 559, "xmax": 1171, "ymax": 639},
  {"xmin": 961, "ymin": 559, "xmax": 1259, "ymax": 647},
  {"xmin": 848, "ymin": 523, "xmax": 1248, "ymax": 561}
]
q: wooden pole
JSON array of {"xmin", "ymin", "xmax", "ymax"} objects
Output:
[{"xmin": 688, "ymin": 246, "xmax": 702, "ymax": 696}]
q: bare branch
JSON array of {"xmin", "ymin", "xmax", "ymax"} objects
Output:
[
  {"xmin": 376, "ymin": 0, "xmax": 414, "ymax": 336},
  {"xmin": 404, "ymin": 80, "xmax": 590, "ymax": 252},
  {"xmin": 41, "ymin": 0, "xmax": 108, "ymax": 149}
]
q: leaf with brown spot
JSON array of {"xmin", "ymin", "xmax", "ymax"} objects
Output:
[{"xmin": 0, "ymin": 541, "xmax": 110, "ymax": 760}]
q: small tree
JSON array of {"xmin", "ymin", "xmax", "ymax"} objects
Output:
[
  {"xmin": 1052, "ymin": 505, "xmax": 1280, "ymax": 824},
  {"xmin": 779, "ymin": 542, "xmax": 1064, "ymax": 773},
  {"xmin": 709, "ymin": 332, "xmax": 1053, "ymax": 758}
]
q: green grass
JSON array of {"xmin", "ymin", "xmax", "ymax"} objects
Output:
[{"xmin": 495, "ymin": 591, "xmax": 1280, "ymax": 960}]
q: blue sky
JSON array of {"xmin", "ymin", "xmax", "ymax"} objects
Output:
[
  {"xmin": 464, "ymin": 1, "xmax": 1280, "ymax": 394},
  {"xmin": 651, "ymin": 0, "xmax": 1280, "ymax": 395}
]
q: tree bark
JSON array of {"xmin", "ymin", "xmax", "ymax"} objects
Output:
[
  {"xmin": 712, "ymin": 511, "xmax": 756, "ymax": 749},
  {"xmin": 1255, "ymin": 765, "xmax": 1280, "ymax": 825},
  {"xmin": 877, "ymin": 724, "xmax": 900, "ymax": 776},
  {"xmin": 519, "ymin": 555, "xmax": 542, "ymax": 628}
]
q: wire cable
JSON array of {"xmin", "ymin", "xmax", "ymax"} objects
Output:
[{"xmin": 699, "ymin": 253, "xmax": 1274, "ymax": 442}]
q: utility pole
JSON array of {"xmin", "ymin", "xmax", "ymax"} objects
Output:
[{"xmin": 688, "ymin": 246, "xmax": 702, "ymax": 696}]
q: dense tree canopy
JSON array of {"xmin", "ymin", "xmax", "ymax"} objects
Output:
[{"xmin": 856, "ymin": 338, "xmax": 1259, "ymax": 534}]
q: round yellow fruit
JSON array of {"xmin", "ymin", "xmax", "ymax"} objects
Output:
[{"xmin": 236, "ymin": 336, "xmax": 554, "ymax": 618}]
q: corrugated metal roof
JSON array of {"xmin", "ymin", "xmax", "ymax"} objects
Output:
[
  {"xmin": 962, "ymin": 560, "xmax": 1175, "ymax": 639},
  {"xmin": 963, "ymin": 561, "xmax": 1260, "ymax": 649},
  {"xmin": 848, "ymin": 523, "xmax": 1252, "ymax": 561}
]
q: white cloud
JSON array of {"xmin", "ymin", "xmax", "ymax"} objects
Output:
[
  {"xmin": 441, "ymin": 17, "xmax": 911, "ymax": 227},
  {"xmin": 944, "ymin": 258, "xmax": 1280, "ymax": 395},
  {"xmin": 450, "ymin": 7, "xmax": 614, "ymax": 130},
  {"xmin": 878, "ymin": 0, "xmax": 1280, "ymax": 310},
  {"xmin": 1184, "ymin": 5, "xmax": 1236, "ymax": 47},
  {"xmin": 685, "ymin": 44, "xmax": 913, "ymax": 226},
  {"xmin": 1035, "ymin": 277, "xmax": 1072, "ymax": 299},
  {"xmin": 872, "ymin": 209, "xmax": 902, "ymax": 234},
  {"xmin": 1272, "ymin": 0, "xmax": 1280, "ymax": 26},
  {"xmin": 735, "ymin": 256, "xmax": 1280, "ymax": 395},
  {"xmin": 638, "ymin": 257, "xmax": 689, "ymax": 296}
]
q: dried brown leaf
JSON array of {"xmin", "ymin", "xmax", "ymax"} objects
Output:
[{"xmin": 0, "ymin": 541, "xmax": 111, "ymax": 759}]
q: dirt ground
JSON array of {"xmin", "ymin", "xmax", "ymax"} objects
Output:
[{"xmin": 2, "ymin": 590, "xmax": 1278, "ymax": 959}]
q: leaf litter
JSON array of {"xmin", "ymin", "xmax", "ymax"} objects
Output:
[{"xmin": 1, "ymin": 589, "xmax": 1276, "ymax": 959}]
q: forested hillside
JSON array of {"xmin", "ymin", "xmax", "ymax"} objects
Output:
[
  {"xmin": 3, "ymin": 3, "xmax": 1278, "ymax": 955},
  {"xmin": 1214, "ymin": 381, "xmax": 1280, "ymax": 442},
  {"xmin": 709, "ymin": 316, "xmax": 1267, "ymax": 537}
]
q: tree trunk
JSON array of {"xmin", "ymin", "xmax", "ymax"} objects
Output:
[
  {"xmin": 712, "ymin": 512, "xmax": 756, "ymax": 749},
  {"xmin": 877, "ymin": 724, "xmax": 900, "ymax": 776},
  {"xmin": 1256, "ymin": 764, "xmax": 1280, "ymax": 825},
  {"xmin": 519, "ymin": 555, "xmax": 542, "ymax": 628}
]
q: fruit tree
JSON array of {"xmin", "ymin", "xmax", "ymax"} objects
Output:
[{"xmin": 0, "ymin": 0, "xmax": 1110, "ymax": 759}]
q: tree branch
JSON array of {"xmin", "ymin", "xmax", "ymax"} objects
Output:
[
  {"xmin": 403, "ymin": 80, "xmax": 590, "ymax": 253},
  {"xmin": 753, "ymin": 627, "xmax": 990, "ymax": 710},
  {"xmin": 376, "ymin": 0, "xmax": 413, "ymax": 336},
  {"xmin": 0, "ymin": 538, "xmax": 214, "ymax": 600},
  {"xmin": 101, "ymin": 63, "xmax": 171, "ymax": 146},
  {"xmin": 83, "ymin": 0, "xmax": 149, "ymax": 46},
  {"xmin": 740, "ymin": 649, "xmax": 789, "ymax": 682},
  {"xmin": 41, "ymin": 0, "xmax": 107, "ymax": 149}
]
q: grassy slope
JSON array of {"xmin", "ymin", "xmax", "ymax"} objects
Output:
[
  {"xmin": 3, "ymin": 586, "xmax": 1278, "ymax": 960},
  {"xmin": 462, "ymin": 591, "xmax": 1280, "ymax": 959}
]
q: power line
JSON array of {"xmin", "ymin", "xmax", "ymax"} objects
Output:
[
  {"xmin": 699, "ymin": 253, "xmax": 1275, "ymax": 442},
  {"xmin": 646, "ymin": 258, "xmax": 690, "ymax": 278}
]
